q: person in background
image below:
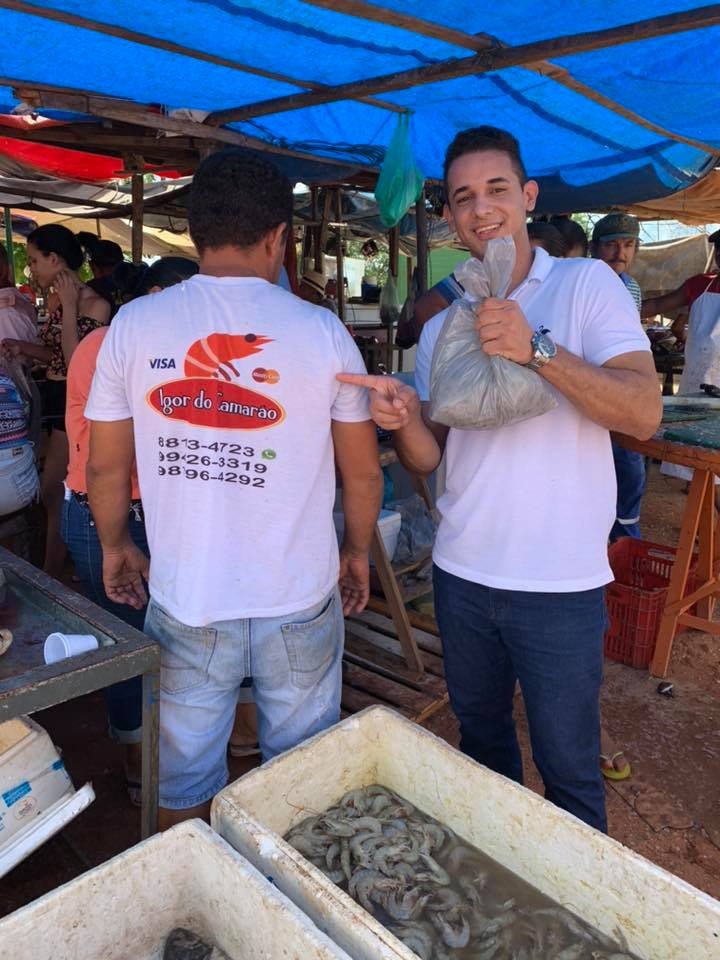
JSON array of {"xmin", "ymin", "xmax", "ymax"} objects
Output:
[
  {"xmin": 85, "ymin": 150, "xmax": 382, "ymax": 828},
  {"xmin": 77, "ymin": 233, "xmax": 125, "ymax": 316},
  {"xmin": 0, "ymin": 242, "xmax": 40, "ymax": 519},
  {"xmin": 340, "ymin": 126, "xmax": 660, "ymax": 833},
  {"xmin": 591, "ymin": 214, "xmax": 642, "ymax": 310},
  {"xmin": 527, "ymin": 221, "xmax": 568, "ymax": 258},
  {"xmin": 591, "ymin": 213, "xmax": 647, "ymax": 543},
  {"xmin": 550, "ymin": 215, "xmax": 589, "ymax": 258},
  {"xmin": 1, "ymin": 225, "xmax": 110, "ymax": 576},
  {"xmin": 642, "ymin": 230, "xmax": 720, "ymax": 496},
  {"xmin": 402, "ymin": 268, "xmax": 466, "ymax": 348},
  {"xmin": 299, "ymin": 269, "xmax": 338, "ymax": 313},
  {"xmin": 62, "ymin": 256, "xmax": 198, "ymax": 802},
  {"xmin": 0, "ymin": 242, "xmax": 42, "ymax": 445},
  {"xmin": 641, "ymin": 228, "xmax": 720, "ymax": 359},
  {"xmin": 0, "ymin": 365, "xmax": 39, "ymax": 519}
]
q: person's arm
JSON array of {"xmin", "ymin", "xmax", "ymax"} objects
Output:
[
  {"xmin": 412, "ymin": 288, "xmax": 452, "ymax": 339},
  {"xmin": 476, "ymin": 297, "xmax": 661, "ymax": 440},
  {"xmin": 332, "ymin": 419, "xmax": 383, "ymax": 614},
  {"xmin": 335, "ymin": 374, "xmax": 446, "ymax": 476},
  {"xmin": 1, "ymin": 338, "xmax": 52, "ymax": 364},
  {"xmin": 87, "ymin": 418, "xmax": 149, "ymax": 608},
  {"xmin": 641, "ymin": 285, "xmax": 687, "ymax": 319}
]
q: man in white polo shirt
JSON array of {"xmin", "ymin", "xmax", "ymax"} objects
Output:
[{"xmin": 340, "ymin": 127, "xmax": 661, "ymax": 832}]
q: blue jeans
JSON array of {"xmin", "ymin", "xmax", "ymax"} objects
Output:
[
  {"xmin": 610, "ymin": 443, "xmax": 645, "ymax": 541},
  {"xmin": 144, "ymin": 588, "xmax": 344, "ymax": 809},
  {"xmin": 433, "ymin": 565, "xmax": 607, "ymax": 832},
  {"xmin": 61, "ymin": 495, "xmax": 148, "ymax": 744},
  {"xmin": 0, "ymin": 444, "xmax": 39, "ymax": 516}
]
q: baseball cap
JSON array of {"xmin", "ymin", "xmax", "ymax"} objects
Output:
[
  {"xmin": 301, "ymin": 270, "xmax": 327, "ymax": 296},
  {"xmin": 592, "ymin": 213, "xmax": 640, "ymax": 243}
]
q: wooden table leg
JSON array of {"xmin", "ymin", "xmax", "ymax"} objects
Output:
[
  {"xmin": 696, "ymin": 474, "xmax": 716, "ymax": 621},
  {"xmin": 140, "ymin": 666, "xmax": 160, "ymax": 838},
  {"xmin": 370, "ymin": 525, "xmax": 425, "ymax": 677},
  {"xmin": 651, "ymin": 469, "xmax": 710, "ymax": 677}
]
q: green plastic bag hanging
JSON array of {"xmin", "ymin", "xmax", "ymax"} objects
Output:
[{"xmin": 375, "ymin": 113, "xmax": 424, "ymax": 228}]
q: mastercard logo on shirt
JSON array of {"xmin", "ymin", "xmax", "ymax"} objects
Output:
[{"xmin": 146, "ymin": 332, "xmax": 285, "ymax": 430}]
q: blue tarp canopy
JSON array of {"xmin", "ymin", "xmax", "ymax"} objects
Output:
[{"xmin": 0, "ymin": 2, "xmax": 718, "ymax": 210}]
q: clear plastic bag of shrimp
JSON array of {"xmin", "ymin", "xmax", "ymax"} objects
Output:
[{"xmin": 429, "ymin": 237, "xmax": 557, "ymax": 430}]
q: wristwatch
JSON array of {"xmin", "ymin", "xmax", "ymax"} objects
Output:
[{"xmin": 527, "ymin": 327, "xmax": 557, "ymax": 371}]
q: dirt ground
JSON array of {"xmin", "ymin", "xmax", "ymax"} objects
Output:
[{"xmin": 1, "ymin": 462, "xmax": 719, "ymax": 916}]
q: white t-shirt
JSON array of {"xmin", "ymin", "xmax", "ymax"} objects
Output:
[
  {"xmin": 86, "ymin": 275, "xmax": 370, "ymax": 626},
  {"xmin": 415, "ymin": 248, "xmax": 650, "ymax": 593}
]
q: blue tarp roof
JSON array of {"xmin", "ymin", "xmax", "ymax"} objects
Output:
[{"xmin": 0, "ymin": 2, "xmax": 717, "ymax": 210}]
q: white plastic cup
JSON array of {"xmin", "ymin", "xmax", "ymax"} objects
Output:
[{"xmin": 44, "ymin": 632, "xmax": 99, "ymax": 664}]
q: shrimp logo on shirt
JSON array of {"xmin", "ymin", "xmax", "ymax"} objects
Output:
[{"xmin": 146, "ymin": 332, "xmax": 285, "ymax": 430}]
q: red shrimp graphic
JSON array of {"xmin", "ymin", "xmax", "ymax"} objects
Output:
[{"xmin": 183, "ymin": 333, "xmax": 272, "ymax": 381}]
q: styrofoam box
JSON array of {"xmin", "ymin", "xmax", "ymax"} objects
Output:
[
  {"xmin": 0, "ymin": 820, "xmax": 354, "ymax": 960},
  {"xmin": 0, "ymin": 716, "xmax": 94, "ymax": 878},
  {"xmin": 333, "ymin": 509, "xmax": 402, "ymax": 563},
  {"xmin": 212, "ymin": 706, "xmax": 720, "ymax": 960}
]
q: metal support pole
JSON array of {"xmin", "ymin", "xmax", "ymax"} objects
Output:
[
  {"xmin": 335, "ymin": 190, "xmax": 345, "ymax": 322},
  {"xmin": 415, "ymin": 189, "xmax": 428, "ymax": 294}
]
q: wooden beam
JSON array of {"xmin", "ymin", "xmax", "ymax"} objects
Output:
[
  {"xmin": 9, "ymin": 83, "xmax": 378, "ymax": 174},
  {"xmin": 207, "ymin": 6, "xmax": 720, "ymax": 123},
  {"xmin": 389, "ymin": 225, "xmax": 399, "ymax": 279},
  {"xmin": 0, "ymin": 186, "xmax": 134, "ymax": 212},
  {"xmin": 0, "ymin": 0, "xmax": 403, "ymax": 115},
  {"xmin": 304, "ymin": 0, "xmax": 497, "ymax": 51},
  {"xmin": 128, "ymin": 158, "xmax": 145, "ymax": 264},
  {"xmin": 3, "ymin": 208, "xmax": 15, "ymax": 283},
  {"xmin": 311, "ymin": 1, "xmax": 719, "ymax": 154}
]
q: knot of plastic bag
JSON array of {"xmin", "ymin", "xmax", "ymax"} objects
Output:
[{"xmin": 454, "ymin": 236, "xmax": 515, "ymax": 301}]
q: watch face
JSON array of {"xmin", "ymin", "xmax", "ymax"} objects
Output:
[{"xmin": 536, "ymin": 333, "xmax": 556, "ymax": 359}]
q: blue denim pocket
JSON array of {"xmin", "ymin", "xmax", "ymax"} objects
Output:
[
  {"xmin": 146, "ymin": 600, "xmax": 218, "ymax": 694},
  {"xmin": 281, "ymin": 590, "xmax": 342, "ymax": 688}
]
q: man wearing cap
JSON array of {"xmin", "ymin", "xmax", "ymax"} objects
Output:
[
  {"xmin": 591, "ymin": 214, "xmax": 642, "ymax": 309},
  {"xmin": 591, "ymin": 213, "xmax": 646, "ymax": 541}
]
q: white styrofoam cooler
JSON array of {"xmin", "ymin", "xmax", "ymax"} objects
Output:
[
  {"xmin": 0, "ymin": 820, "xmax": 354, "ymax": 960},
  {"xmin": 334, "ymin": 509, "xmax": 402, "ymax": 563},
  {"xmin": 211, "ymin": 706, "xmax": 720, "ymax": 960},
  {"xmin": 0, "ymin": 716, "xmax": 94, "ymax": 879}
]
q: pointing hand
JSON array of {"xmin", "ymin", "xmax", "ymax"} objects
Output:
[{"xmin": 337, "ymin": 373, "xmax": 420, "ymax": 431}]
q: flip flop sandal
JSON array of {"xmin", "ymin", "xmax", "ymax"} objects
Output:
[
  {"xmin": 600, "ymin": 752, "xmax": 631, "ymax": 781},
  {"xmin": 229, "ymin": 742, "xmax": 261, "ymax": 758}
]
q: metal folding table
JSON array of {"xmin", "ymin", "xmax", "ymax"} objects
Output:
[{"xmin": 0, "ymin": 547, "xmax": 160, "ymax": 836}]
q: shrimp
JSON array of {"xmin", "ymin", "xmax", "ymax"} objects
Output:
[
  {"xmin": 430, "ymin": 908, "xmax": 471, "ymax": 949},
  {"xmin": 348, "ymin": 868, "xmax": 384, "ymax": 912},
  {"xmin": 183, "ymin": 332, "xmax": 272, "ymax": 380}
]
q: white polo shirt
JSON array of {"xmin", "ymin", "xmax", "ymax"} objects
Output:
[{"xmin": 415, "ymin": 248, "xmax": 650, "ymax": 593}]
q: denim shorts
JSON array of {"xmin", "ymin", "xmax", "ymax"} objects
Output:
[
  {"xmin": 0, "ymin": 444, "xmax": 39, "ymax": 516},
  {"xmin": 144, "ymin": 588, "xmax": 344, "ymax": 810}
]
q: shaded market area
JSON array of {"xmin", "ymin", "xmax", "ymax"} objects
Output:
[{"xmin": 1, "ymin": 3, "xmax": 720, "ymax": 960}]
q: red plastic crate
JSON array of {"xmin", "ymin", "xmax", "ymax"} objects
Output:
[{"xmin": 604, "ymin": 539, "xmax": 697, "ymax": 669}]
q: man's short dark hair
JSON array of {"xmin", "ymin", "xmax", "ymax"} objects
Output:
[
  {"xmin": 188, "ymin": 149, "xmax": 293, "ymax": 253},
  {"xmin": 443, "ymin": 126, "xmax": 528, "ymax": 196}
]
